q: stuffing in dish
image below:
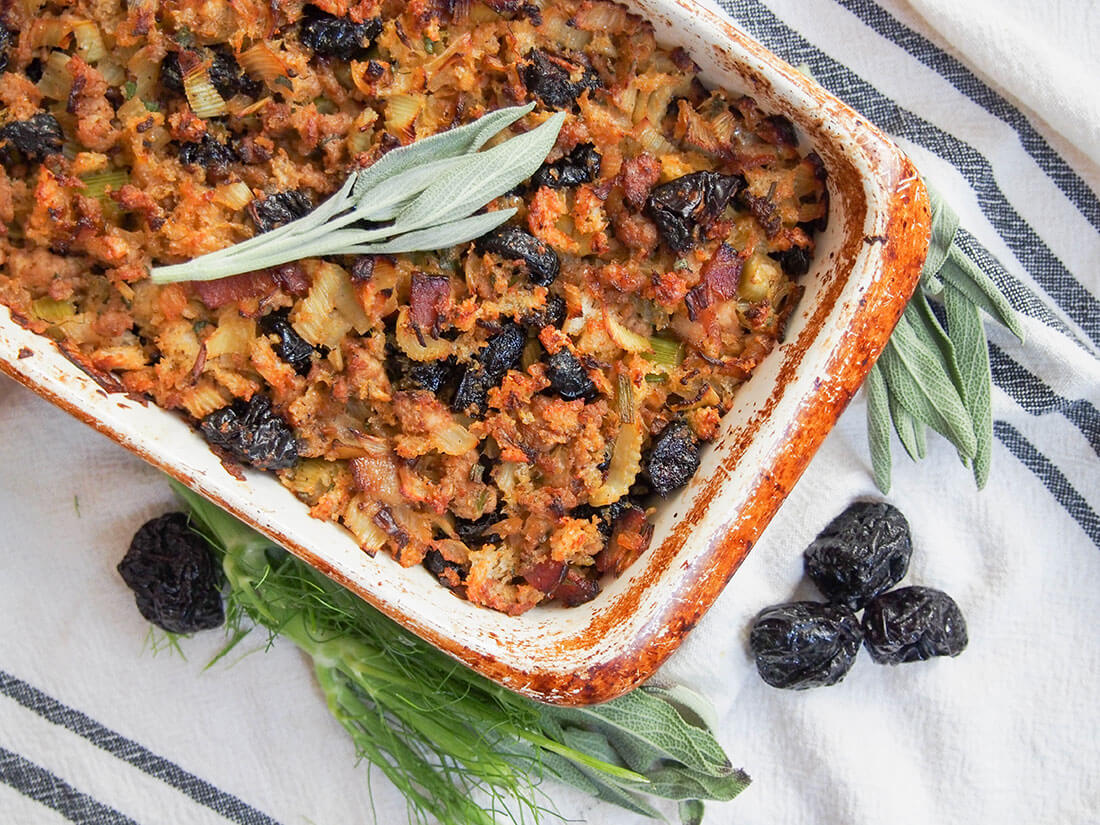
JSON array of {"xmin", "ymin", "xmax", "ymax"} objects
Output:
[{"xmin": 0, "ymin": 0, "xmax": 827, "ymax": 613}]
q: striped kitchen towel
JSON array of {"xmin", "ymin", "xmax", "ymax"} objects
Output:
[{"xmin": 1, "ymin": 1, "xmax": 1096, "ymax": 823}]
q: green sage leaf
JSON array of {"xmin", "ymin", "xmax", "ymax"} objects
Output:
[
  {"xmin": 643, "ymin": 765, "xmax": 751, "ymax": 802},
  {"xmin": 940, "ymin": 244, "xmax": 1026, "ymax": 343},
  {"xmin": 944, "ymin": 281, "xmax": 993, "ymax": 487},
  {"xmin": 551, "ymin": 686, "xmax": 733, "ymax": 778},
  {"xmin": 878, "ymin": 312, "xmax": 977, "ymax": 459},
  {"xmin": 340, "ymin": 208, "xmax": 517, "ymax": 256},
  {"xmin": 866, "ymin": 362, "xmax": 893, "ymax": 493},
  {"xmin": 350, "ymin": 103, "xmax": 534, "ymax": 200},
  {"xmin": 394, "ymin": 112, "xmax": 566, "ymax": 232},
  {"xmin": 679, "ymin": 799, "xmax": 706, "ymax": 825},
  {"xmin": 885, "ymin": 364, "xmax": 927, "ymax": 462}
]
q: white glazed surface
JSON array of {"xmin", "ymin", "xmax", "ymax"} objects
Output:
[{"xmin": 0, "ymin": 0, "xmax": 919, "ymax": 703}]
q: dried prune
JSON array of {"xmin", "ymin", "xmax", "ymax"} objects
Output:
[
  {"xmin": 750, "ymin": 601, "xmax": 863, "ymax": 689},
  {"xmin": 118, "ymin": 512, "xmax": 224, "ymax": 634},
  {"xmin": 770, "ymin": 245, "xmax": 812, "ymax": 277},
  {"xmin": 475, "ymin": 225, "xmax": 559, "ymax": 286},
  {"xmin": 644, "ymin": 420, "xmax": 700, "ymax": 496},
  {"xmin": 408, "ymin": 358, "xmax": 456, "ymax": 394},
  {"xmin": 532, "ymin": 142, "xmax": 601, "ymax": 189},
  {"xmin": 804, "ymin": 501, "xmax": 912, "ymax": 609},
  {"xmin": 200, "ymin": 394, "xmax": 300, "ymax": 470},
  {"xmin": 521, "ymin": 294, "xmax": 567, "ymax": 330},
  {"xmin": 0, "ymin": 113, "xmax": 64, "ymax": 162},
  {"xmin": 423, "ymin": 549, "xmax": 466, "ymax": 588},
  {"xmin": 862, "ymin": 586, "xmax": 968, "ymax": 665},
  {"xmin": 545, "ymin": 348, "xmax": 596, "ymax": 401},
  {"xmin": 645, "ymin": 171, "xmax": 741, "ymax": 252},
  {"xmin": 178, "ymin": 134, "xmax": 237, "ymax": 180},
  {"xmin": 0, "ymin": 25, "xmax": 12, "ymax": 74},
  {"xmin": 454, "ymin": 513, "xmax": 502, "ymax": 546},
  {"xmin": 249, "ymin": 190, "xmax": 313, "ymax": 233},
  {"xmin": 452, "ymin": 324, "xmax": 526, "ymax": 416},
  {"xmin": 522, "ymin": 49, "xmax": 600, "ymax": 109},
  {"xmin": 260, "ymin": 310, "xmax": 315, "ymax": 376},
  {"xmin": 299, "ymin": 7, "xmax": 382, "ymax": 59}
]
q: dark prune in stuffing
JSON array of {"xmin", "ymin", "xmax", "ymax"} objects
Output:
[
  {"xmin": 862, "ymin": 586, "xmax": 968, "ymax": 665},
  {"xmin": 160, "ymin": 51, "xmax": 186, "ymax": 95},
  {"xmin": 0, "ymin": 25, "xmax": 12, "ymax": 74},
  {"xmin": 545, "ymin": 348, "xmax": 596, "ymax": 402},
  {"xmin": 408, "ymin": 358, "xmax": 457, "ymax": 394},
  {"xmin": 804, "ymin": 501, "xmax": 912, "ymax": 609},
  {"xmin": 750, "ymin": 601, "xmax": 863, "ymax": 689},
  {"xmin": 475, "ymin": 225, "xmax": 560, "ymax": 286},
  {"xmin": 162, "ymin": 48, "xmax": 261, "ymax": 100},
  {"xmin": 0, "ymin": 113, "xmax": 64, "ymax": 162},
  {"xmin": 299, "ymin": 7, "xmax": 383, "ymax": 59},
  {"xmin": 645, "ymin": 171, "xmax": 741, "ymax": 252},
  {"xmin": 522, "ymin": 49, "xmax": 601, "ymax": 109},
  {"xmin": 178, "ymin": 134, "xmax": 237, "ymax": 178},
  {"xmin": 452, "ymin": 324, "xmax": 526, "ymax": 416},
  {"xmin": 453, "ymin": 513, "xmax": 502, "ymax": 547},
  {"xmin": 770, "ymin": 245, "xmax": 812, "ymax": 277},
  {"xmin": 117, "ymin": 512, "xmax": 224, "ymax": 634},
  {"xmin": 423, "ymin": 549, "xmax": 466, "ymax": 588},
  {"xmin": 260, "ymin": 311, "xmax": 315, "ymax": 376},
  {"xmin": 532, "ymin": 142, "xmax": 602, "ymax": 190},
  {"xmin": 521, "ymin": 294, "xmax": 567, "ymax": 330},
  {"xmin": 644, "ymin": 420, "xmax": 700, "ymax": 496},
  {"xmin": 249, "ymin": 190, "xmax": 313, "ymax": 233},
  {"xmin": 200, "ymin": 394, "xmax": 300, "ymax": 470}
]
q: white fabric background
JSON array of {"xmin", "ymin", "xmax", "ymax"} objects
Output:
[{"xmin": 2, "ymin": 1, "xmax": 1099, "ymax": 823}]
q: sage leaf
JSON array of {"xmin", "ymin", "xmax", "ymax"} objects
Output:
[
  {"xmin": 393, "ymin": 112, "xmax": 566, "ymax": 232},
  {"xmin": 341, "ymin": 209, "xmax": 517, "ymax": 256},
  {"xmin": 550, "ymin": 685, "xmax": 733, "ymax": 778},
  {"xmin": 643, "ymin": 765, "xmax": 751, "ymax": 802},
  {"xmin": 544, "ymin": 743, "xmax": 662, "ymax": 819},
  {"xmin": 350, "ymin": 103, "xmax": 534, "ymax": 199},
  {"xmin": 643, "ymin": 684, "xmax": 719, "ymax": 732},
  {"xmin": 680, "ymin": 799, "xmax": 705, "ymax": 825},
  {"xmin": 921, "ymin": 181, "xmax": 959, "ymax": 287},
  {"xmin": 940, "ymin": 244, "xmax": 1026, "ymax": 343},
  {"xmin": 885, "ymin": 364, "xmax": 927, "ymax": 462},
  {"xmin": 944, "ymin": 281, "xmax": 993, "ymax": 487},
  {"xmin": 879, "ymin": 312, "xmax": 977, "ymax": 460},
  {"xmin": 866, "ymin": 363, "xmax": 893, "ymax": 493}
]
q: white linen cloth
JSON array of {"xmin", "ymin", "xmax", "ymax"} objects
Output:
[{"xmin": 2, "ymin": 1, "xmax": 1098, "ymax": 823}]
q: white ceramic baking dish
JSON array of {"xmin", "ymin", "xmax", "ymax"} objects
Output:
[{"xmin": 0, "ymin": 0, "xmax": 929, "ymax": 704}]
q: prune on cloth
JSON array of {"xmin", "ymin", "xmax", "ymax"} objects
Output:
[
  {"xmin": 862, "ymin": 586, "xmax": 968, "ymax": 665},
  {"xmin": 0, "ymin": 113, "xmax": 64, "ymax": 162},
  {"xmin": 200, "ymin": 394, "xmax": 300, "ymax": 470},
  {"xmin": 644, "ymin": 171, "xmax": 741, "ymax": 252},
  {"xmin": 117, "ymin": 513, "xmax": 224, "ymax": 633},
  {"xmin": 475, "ymin": 225, "xmax": 560, "ymax": 286},
  {"xmin": 749, "ymin": 601, "xmax": 863, "ymax": 689},
  {"xmin": 452, "ymin": 324, "xmax": 526, "ymax": 416},
  {"xmin": 545, "ymin": 348, "xmax": 596, "ymax": 401},
  {"xmin": 521, "ymin": 49, "xmax": 600, "ymax": 109},
  {"xmin": 804, "ymin": 501, "xmax": 912, "ymax": 609},
  {"xmin": 299, "ymin": 8, "xmax": 382, "ymax": 59},
  {"xmin": 644, "ymin": 420, "xmax": 700, "ymax": 496},
  {"xmin": 260, "ymin": 310, "xmax": 316, "ymax": 375},
  {"xmin": 249, "ymin": 190, "xmax": 313, "ymax": 233},
  {"xmin": 532, "ymin": 142, "xmax": 601, "ymax": 189}
]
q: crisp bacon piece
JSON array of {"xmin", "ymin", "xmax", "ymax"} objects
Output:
[
  {"xmin": 193, "ymin": 269, "xmax": 278, "ymax": 308},
  {"xmin": 408, "ymin": 271, "xmax": 450, "ymax": 337},
  {"xmin": 700, "ymin": 242, "xmax": 745, "ymax": 302},
  {"xmin": 523, "ymin": 560, "xmax": 568, "ymax": 594},
  {"xmin": 270, "ymin": 262, "xmax": 311, "ymax": 295},
  {"xmin": 553, "ymin": 566, "xmax": 601, "ymax": 606},
  {"xmin": 617, "ymin": 153, "xmax": 661, "ymax": 211}
]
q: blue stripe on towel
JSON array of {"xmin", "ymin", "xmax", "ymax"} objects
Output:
[
  {"xmin": 994, "ymin": 422, "xmax": 1100, "ymax": 548},
  {"xmin": 0, "ymin": 671, "xmax": 282, "ymax": 825},
  {"xmin": 716, "ymin": 0, "xmax": 1100, "ymax": 348},
  {"xmin": 829, "ymin": 0, "xmax": 1100, "ymax": 231},
  {"xmin": 0, "ymin": 746, "xmax": 142, "ymax": 825}
]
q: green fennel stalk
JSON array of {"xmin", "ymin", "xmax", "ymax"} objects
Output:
[{"xmin": 173, "ymin": 482, "xmax": 748, "ymax": 825}]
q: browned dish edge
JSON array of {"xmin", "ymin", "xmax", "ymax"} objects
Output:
[{"xmin": 0, "ymin": 3, "xmax": 931, "ymax": 705}]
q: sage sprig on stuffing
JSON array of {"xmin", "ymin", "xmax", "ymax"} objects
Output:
[
  {"xmin": 150, "ymin": 104, "xmax": 564, "ymax": 284},
  {"xmin": 867, "ymin": 184, "xmax": 1025, "ymax": 491}
]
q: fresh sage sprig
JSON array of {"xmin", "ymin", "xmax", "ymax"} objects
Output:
[
  {"xmin": 151, "ymin": 104, "xmax": 565, "ymax": 284},
  {"xmin": 171, "ymin": 481, "xmax": 749, "ymax": 825},
  {"xmin": 868, "ymin": 184, "xmax": 1025, "ymax": 491}
]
